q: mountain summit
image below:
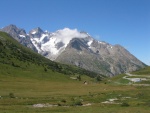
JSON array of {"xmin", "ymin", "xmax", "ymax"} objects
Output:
[
  {"xmin": 1, "ymin": 25, "xmax": 146, "ymax": 76},
  {"xmin": 1, "ymin": 25, "xmax": 37, "ymax": 52}
]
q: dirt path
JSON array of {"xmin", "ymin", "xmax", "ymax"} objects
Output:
[{"xmin": 123, "ymin": 73, "xmax": 150, "ymax": 86}]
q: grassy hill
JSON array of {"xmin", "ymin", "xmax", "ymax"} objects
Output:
[
  {"xmin": 131, "ymin": 66, "xmax": 150, "ymax": 75},
  {"xmin": 0, "ymin": 31, "xmax": 103, "ymax": 79},
  {"xmin": 0, "ymin": 31, "xmax": 150, "ymax": 113}
]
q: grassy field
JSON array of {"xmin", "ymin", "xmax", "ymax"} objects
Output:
[
  {"xmin": 0, "ymin": 66, "xmax": 150, "ymax": 113},
  {"xmin": 0, "ymin": 31, "xmax": 150, "ymax": 112}
]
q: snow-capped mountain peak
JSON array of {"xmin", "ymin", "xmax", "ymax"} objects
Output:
[
  {"xmin": 29, "ymin": 27, "xmax": 44, "ymax": 36},
  {"xmin": 29, "ymin": 27, "xmax": 90, "ymax": 60},
  {"xmin": 1, "ymin": 24, "xmax": 146, "ymax": 76}
]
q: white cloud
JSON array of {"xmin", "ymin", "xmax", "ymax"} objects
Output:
[{"xmin": 53, "ymin": 28, "xmax": 88, "ymax": 45}]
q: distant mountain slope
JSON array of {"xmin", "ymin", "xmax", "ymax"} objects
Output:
[
  {"xmin": 1, "ymin": 25, "xmax": 146, "ymax": 76},
  {"xmin": 1, "ymin": 24, "xmax": 37, "ymax": 52},
  {"xmin": 0, "ymin": 31, "xmax": 100, "ymax": 78},
  {"xmin": 56, "ymin": 38, "xmax": 146, "ymax": 76}
]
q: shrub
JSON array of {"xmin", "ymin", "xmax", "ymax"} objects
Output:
[
  {"xmin": 61, "ymin": 99, "xmax": 66, "ymax": 103},
  {"xmin": 121, "ymin": 102, "xmax": 130, "ymax": 107},
  {"xmin": 44, "ymin": 67, "xmax": 47, "ymax": 72},
  {"xmin": 57, "ymin": 103, "xmax": 61, "ymax": 106},
  {"xmin": 9, "ymin": 93, "xmax": 15, "ymax": 98},
  {"xmin": 95, "ymin": 76, "xmax": 102, "ymax": 82},
  {"xmin": 73, "ymin": 100, "xmax": 83, "ymax": 106}
]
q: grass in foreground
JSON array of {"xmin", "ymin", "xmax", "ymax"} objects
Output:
[
  {"xmin": 0, "ymin": 69, "xmax": 150, "ymax": 113},
  {"xmin": 0, "ymin": 32, "xmax": 150, "ymax": 112}
]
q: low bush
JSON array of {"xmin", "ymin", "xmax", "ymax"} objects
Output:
[
  {"xmin": 73, "ymin": 100, "xmax": 83, "ymax": 106},
  {"xmin": 9, "ymin": 93, "xmax": 15, "ymax": 98},
  {"xmin": 121, "ymin": 102, "xmax": 130, "ymax": 107}
]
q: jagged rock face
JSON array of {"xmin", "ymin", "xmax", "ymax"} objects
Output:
[
  {"xmin": 1, "ymin": 25, "xmax": 37, "ymax": 52},
  {"xmin": 1, "ymin": 25, "xmax": 146, "ymax": 76},
  {"xmin": 56, "ymin": 38, "xmax": 146, "ymax": 76},
  {"xmin": 2, "ymin": 24, "xmax": 26, "ymax": 41},
  {"xmin": 29, "ymin": 27, "xmax": 44, "ymax": 38}
]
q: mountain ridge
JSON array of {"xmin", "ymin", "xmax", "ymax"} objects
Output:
[
  {"xmin": 0, "ymin": 31, "xmax": 100, "ymax": 78},
  {"xmin": 1, "ymin": 25, "xmax": 146, "ymax": 76}
]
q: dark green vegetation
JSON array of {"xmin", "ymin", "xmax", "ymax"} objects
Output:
[{"xmin": 0, "ymin": 31, "xmax": 150, "ymax": 113}]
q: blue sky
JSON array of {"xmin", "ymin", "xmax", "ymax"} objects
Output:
[{"xmin": 0, "ymin": 0, "xmax": 150, "ymax": 65}]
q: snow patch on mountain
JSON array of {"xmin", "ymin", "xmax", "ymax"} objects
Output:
[
  {"xmin": 30, "ymin": 38, "xmax": 42, "ymax": 52},
  {"xmin": 41, "ymin": 37, "xmax": 61, "ymax": 55},
  {"xmin": 19, "ymin": 34, "xmax": 25, "ymax": 38},
  {"xmin": 30, "ymin": 28, "xmax": 89, "ymax": 59},
  {"xmin": 87, "ymin": 40, "xmax": 93, "ymax": 46},
  {"xmin": 99, "ymin": 41, "xmax": 106, "ymax": 44},
  {"xmin": 31, "ymin": 31, "xmax": 37, "ymax": 34},
  {"xmin": 40, "ymin": 34, "xmax": 49, "ymax": 43}
]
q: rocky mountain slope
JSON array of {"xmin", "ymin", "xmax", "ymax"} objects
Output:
[
  {"xmin": 1, "ymin": 25, "xmax": 37, "ymax": 52},
  {"xmin": 1, "ymin": 25, "xmax": 146, "ymax": 76},
  {"xmin": 0, "ymin": 31, "xmax": 99, "ymax": 78},
  {"xmin": 56, "ymin": 38, "xmax": 146, "ymax": 76}
]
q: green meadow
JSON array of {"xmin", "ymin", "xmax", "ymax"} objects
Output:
[
  {"xmin": 0, "ymin": 31, "xmax": 150, "ymax": 113},
  {"xmin": 0, "ymin": 64, "xmax": 150, "ymax": 113}
]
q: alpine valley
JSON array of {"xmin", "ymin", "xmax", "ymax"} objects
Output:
[{"xmin": 1, "ymin": 25, "xmax": 146, "ymax": 76}]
